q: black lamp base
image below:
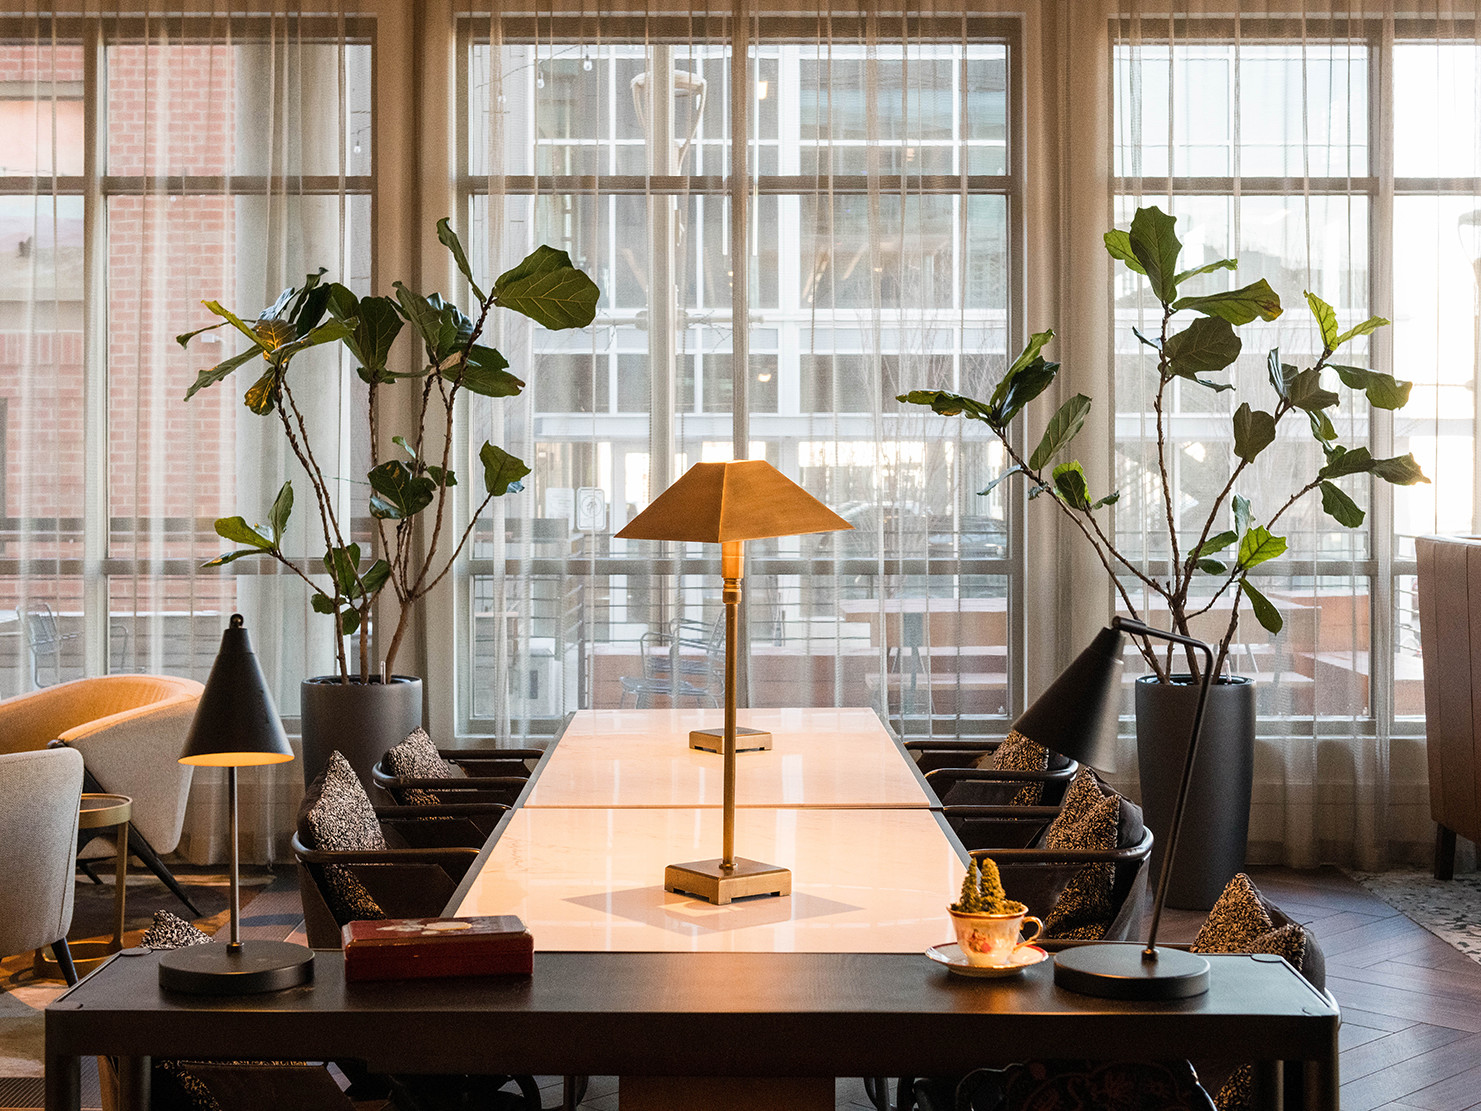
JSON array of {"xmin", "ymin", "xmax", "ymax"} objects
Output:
[
  {"xmin": 1053, "ymin": 943, "xmax": 1210, "ymax": 1000},
  {"xmin": 158, "ymin": 939, "xmax": 315, "ymax": 995}
]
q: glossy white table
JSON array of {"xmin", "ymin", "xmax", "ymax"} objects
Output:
[
  {"xmin": 520, "ymin": 706, "xmax": 933, "ymax": 809},
  {"xmin": 452, "ymin": 806, "xmax": 964, "ymax": 953}
]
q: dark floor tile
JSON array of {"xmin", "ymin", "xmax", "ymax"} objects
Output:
[
  {"xmin": 1340, "ymin": 1034, "xmax": 1481, "ymax": 1111},
  {"xmin": 1341, "ymin": 1024, "xmax": 1470, "ymax": 1083}
]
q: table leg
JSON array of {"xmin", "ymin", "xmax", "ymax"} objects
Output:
[
  {"xmin": 43, "ymin": 1050, "xmax": 80, "ymax": 1111},
  {"xmin": 111, "ymin": 821, "xmax": 129, "ymax": 950},
  {"xmin": 117, "ymin": 1055, "xmax": 151, "ymax": 1111},
  {"xmin": 1252, "ymin": 1060, "xmax": 1283, "ymax": 1111},
  {"xmin": 1307, "ymin": 1049, "xmax": 1341, "ymax": 1111}
]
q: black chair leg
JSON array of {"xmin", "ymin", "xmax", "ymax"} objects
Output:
[
  {"xmin": 127, "ymin": 825, "xmax": 202, "ymax": 918},
  {"xmin": 50, "ymin": 939, "xmax": 79, "ymax": 986},
  {"xmin": 78, "ymin": 860, "xmax": 104, "ymax": 885},
  {"xmin": 1435, "ymin": 824, "xmax": 1457, "ymax": 881}
]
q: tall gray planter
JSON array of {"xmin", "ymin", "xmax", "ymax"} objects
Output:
[
  {"xmin": 300, "ymin": 676, "xmax": 424, "ymax": 794},
  {"xmin": 1135, "ymin": 674, "xmax": 1255, "ymax": 911}
]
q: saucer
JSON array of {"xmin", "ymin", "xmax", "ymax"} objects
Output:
[{"xmin": 926, "ymin": 942, "xmax": 1049, "ymax": 978}]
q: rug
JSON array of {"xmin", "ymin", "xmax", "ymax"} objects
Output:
[
  {"xmin": 1352, "ymin": 869, "xmax": 1481, "ymax": 965},
  {"xmin": 0, "ymin": 864, "xmax": 285, "ymax": 1080}
]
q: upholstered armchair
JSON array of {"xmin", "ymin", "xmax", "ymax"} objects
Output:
[
  {"xmin": 0, "ymin": 747, "xmax": 85, "ymax": 983},
  {"xmin": 0, "ymin": 674, "xmax": 204, "ymax": 915}
]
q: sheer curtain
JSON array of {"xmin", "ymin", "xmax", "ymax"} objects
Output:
[
  {"xmin": 1, "ymin": 2, "xmax": 371, "ymax": 861},
  {"xmin": 1109, "ymin": 0, "xmax": 1481, "ymax": 868},
  {"xmin": 454, "ymin": 1, "xmax": 1027, "ymax": 745}
]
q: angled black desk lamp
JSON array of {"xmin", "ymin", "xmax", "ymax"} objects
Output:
[
  {"xmin": 1013, "ymin": 615, "xmax": 1214, "ymax": 1000},
  {"xmin": 158, "ymin": 614, "xmax": 315, "ymax": 994}
]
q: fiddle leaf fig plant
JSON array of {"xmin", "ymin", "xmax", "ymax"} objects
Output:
[
  {"xmin": 180, "ymin": 219, "xmax": 600, "ymax": 683},
  {"xmin": 901, "ymin": 205, "xmax": 1428, "ymax": 681}
]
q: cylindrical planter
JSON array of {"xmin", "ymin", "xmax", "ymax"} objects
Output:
[
  {"xmin": 1135, "ymin": 674, "xmax": 1255, "ymax": 911},
  {"xmin": 300, "ymin": 675, "xmax": 424, "ymax": 794}
]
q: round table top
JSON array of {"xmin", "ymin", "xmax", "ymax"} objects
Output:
[{"xmin": 78, "ymin": 792, "xmax": 131, "ymax": 829}]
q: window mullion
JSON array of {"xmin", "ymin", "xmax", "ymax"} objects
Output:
[
  {"xmin": 1370, "ymin": 19, "xmax": 1396, "ymax": 733},
  {"xmin": 83, "ymin": 21, "xmax": 108, "ymax": 677}
]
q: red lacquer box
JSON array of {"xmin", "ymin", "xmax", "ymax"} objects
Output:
[{"xmin": 341, "ymin": 916, "xmax": 534, "ymax": 981}]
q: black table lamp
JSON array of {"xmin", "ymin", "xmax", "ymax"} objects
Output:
[
  {"xmin": 158, "ymin": 614, "xmax": 315, "ymax": 994},
  {"xmin": 1015, "ymin": 615, "xmax": 1214, "ymax": 1000}
]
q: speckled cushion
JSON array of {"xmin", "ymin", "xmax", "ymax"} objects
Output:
[
  {"xmin": 140, "ymin": 910, "xmax": 211, "ymax": 950},
  {"xmin": 1193, "ymin": 873, "xmax": 1326, "ymax": 1111},
  {"xmin": 385, "ymin": 727, "xmax": 463, "ymax": 804},
  {"xmin": 973, "ymin": 730, "xmax": 1050, "ymax": 805},
  {"xmin": 297, "ymin": 750, "xmax": 388, "ymax": 924},
  {"xmin": 1040, "ymin": 769, "xmax": 1121, "ymax": 940}
]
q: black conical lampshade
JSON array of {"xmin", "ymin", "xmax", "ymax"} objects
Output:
[
  {"xmin": 180, "ymin": 614, "xmax": 292, "ymax": 767},
  {"xmin": 1010, "ymin": 624, "xmax": 1125, "ymax": 772}
]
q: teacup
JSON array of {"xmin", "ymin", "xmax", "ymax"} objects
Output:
[{"xmin": 947, "ymin": 904, "xmax": 1043, "ymax": 967}]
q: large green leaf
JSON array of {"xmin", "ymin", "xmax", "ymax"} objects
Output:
[
  {"xmin": 1233, "ymin": 493, "xmax": 1252, "ymax": 534},
  {"xmin": 176, "ymin": 320, "xmax": 229, "ymax": 348},
  {"xmin": 1332, "ymin": 364, "xmax": 1412, "ymax": 410},
  {"xmin": 493, "ymin": 245, "xmax": 600, "ymax": 330},
  {"xmin": 1194, "ymin": 530, "xmax": 1238, "ymax": 557},
  {"xmin": 268, "ymin": 482, "xmax": 293, "ymax": 544},
  {"xmin": 1029, "ymin": 394, "xmax": 1091, "ymax": 471},
  {"xmin": 1173, "ymin": 279, "xmax": 1283, "ymax": 325},
  {"xmin": 987, "ymin": 330, "xmax": 1055, "ymax": 421},
  {"xmin": 1163, "ymin": 315, "xmax": 1241, "ymax": 381},
  {"xmin": 311, "ymin": 592, "xmax": 339, "ymax": 615},
  {"xmin": 289, "ymin": 281, "xmax": 332, "ymax": 339},
  {"xmin": 1173, "ymin": 258, "xmax": 1238, "ymax": 285},
  {"xmin": 213, "ymin": 516, "xmax": 274, "ymax": 550},
  {"xmin": 394, "ymin": 282, "xmax": 459, "ymax": 363},
  {"xmin": 978, "ymin": 464, "xmax": 1024, "ymax": 497},
  {"xmin": 1051, "ymin": 461, "xmax": 1093, "ymax": 511},
  {"xmin": 203, "ymin": 547, "xmax": 272, "ymax": 568},
  {"xmin": 1196, "ymin": 558, "xmax": 1228, "ymax": 575},
  {"xmin": 243, "ymin": 366, "xmax": 280, "ymax": 415},
  {"xmin": 344, "ymin": 295, "xmax": 404, "ymax": 382},
  {"xmin": 1103, "ymin": 229, "xmax": 1147, "ymax": 275},
  {"xmin": 360, "ymin": 558, "xmax": 392, "ymax": 598},
  {"xmin": 183, "ymin": 346, "xmax": 261, "ymax": 401},
  {"xmin": 898, "ymin": 389, "xmax": 998, "ymax": 427},
  {"xmin": 1006, "ymin": 329, "xmax": 1055, "ymax": 379},
  {"xmin": 1304, "ymin": 291, "xmax": 1339, "ymax": 349},
  {"xmin": 1308, "ymin": 408, "xmax": 1338, "ymax": 444},
  {"xmin": 450, "ymin": 345, "xmax": 524, "ymax": 397},
  {"xmin": 437, "ymin": 218, "xmax": 487, "ymax": 303},
  {"xmin": 480, "ymin": 442, "xmax": 532, "ymax": 496},
  {"xmin": 1370, "ymin": 453, "xmax": 1429, "ymax": 486},
  {"xmin": 367, "ymin": 460, "xmax": 437, "ymax": 520},
  {"xmin": 1334, "ymin": 315, "xmax": 1390, "ymax": 348},
  {"xmin": 1238, "ymin": 526, "xmax": 1288, "ymax": 570},
  {"xmin": 993, "ymin": 359, "xmax": 1059, "ymax": 424},
  {"xmin": 1318, "ymin": 446, "xmax": 1374, "ymax": 480},
  {"xmin": 1319, "ymin": 481, "xmax": 1365, "ymax": 527},
  {"xmin": 339, "ymin": 609, "xmax": 361, "ymax": 636},
  {"xmin": 1127, "ymin": 206, "xmax": 1182, "ymax": 303},
  {"xmin": 1287, "ymin": 367, "xmax": 1340, "ymax": 412},
  {"xmin": 202, "ymin": 299, "xmax": 269, "ymax": 349},
  {"xmin": 1266, "ymin": 347, "xmax": 1295, "ymax": 400},
  {"xmin": 322, "ymin": 543, "xmax": 362, "ymax": 596},
  {"xmin": 1232, "ymin": 403, "xmax": 1277, "ymax": 462},
  {"xmin": 270, "ymin": 319, "xmax": 356, "ymax": 368},
  {"xmin": 1242, "ymin": 581, "xmax": 1284, "ymax": 634}
]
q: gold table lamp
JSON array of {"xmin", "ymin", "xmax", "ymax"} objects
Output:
[{"xmin": 615, "ymin": 460, "xmax": 850, "ymax": 904}]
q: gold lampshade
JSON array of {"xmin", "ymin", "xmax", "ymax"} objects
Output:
[{"xmin": 615, "ymin": 460, "xmax": 851, "ymax": 543}]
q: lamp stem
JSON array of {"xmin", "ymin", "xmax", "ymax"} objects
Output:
[
  {"xmin": 1118, "ymin": 618, "xmax": 1214, "ymax": 959},
  {"xmin": 228, "ymin": 765, "xmax": 241, "ymax": 952},
  {"xmin": 721, "ymin": 541, "xmax": 742, "ymax": 869}
]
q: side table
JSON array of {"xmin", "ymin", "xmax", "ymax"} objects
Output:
[{"xmin": 35, "ymin": 793, "xmax": 132, "ymax": 978}]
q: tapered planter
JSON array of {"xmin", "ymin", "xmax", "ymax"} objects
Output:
[
  {"xmin": 300, "ymin": 676, "xmax": 424, "ymax": 793},
  {"xmin": 1135, "ymin": 674, "xmax": 1255, "ymax": 911}
]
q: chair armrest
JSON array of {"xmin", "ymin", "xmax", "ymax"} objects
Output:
[
  {"xmin": 944, "ymin": 805, "xmax": 1063, "ymax": 822},
  {"xmin": 373, "ymin": 772, "xmax": 528, "ymax": 792},
  {"xmin": 970, "ymin": 825, "xmax": 1153, "ymax": 865},
  {"xmin": 926, "ymin": 764, "xmax": 1078, "ymax": 786},
  {"xmin": 904, "ymin": 739, "xmax": 998, "ymax": 752},
  {"xmin": 438, "ymin": 747, "xmax": 543, "ymax": 761},
  {"xmin": 290, "ymin": 831, "xmax": 480, "ymax": 868},
  {"xmin": 374, "ymin": 803, "xmax": 510, "ymax": 820}
]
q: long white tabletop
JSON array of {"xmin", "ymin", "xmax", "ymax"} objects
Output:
[
  {"xmin": 520, "ymin": 706, "xmax": 934, "ymax": 809},
  {"xmin": 453, "ymin": 805, "xmax": 964, "ymax": 952}
]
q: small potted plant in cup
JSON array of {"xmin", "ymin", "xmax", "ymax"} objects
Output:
[{"xmin": 948, "ymin": 857, "xmax": 1042, "ymax": 967}]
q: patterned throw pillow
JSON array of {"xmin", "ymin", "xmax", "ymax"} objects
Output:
[
  {"xmin": 972, "ymin": 729, "xmax": 1050, "ymax": 805},
  {"xmin": 297, "ymin": 750, "xmax": 387, "ymax": 924},
  {"xmin": 385, "ymin": 727, "xmax": 462, "ymax": 804},
  {"xmin": 1192, "ymin": 873, "xmax": 1323, "ymax": 1111},
  {"xmin": 140, "ymin": 910, "xmax": 211, "ymax": 950},
  {"xmin": 1040, "ymin": 769, "xmax": 1121, "ymax": 940}
]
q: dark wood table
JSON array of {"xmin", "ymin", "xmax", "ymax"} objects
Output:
[{"xmin": 46, "ymin": 946, "xmax": 1339, "ymax": 1111}]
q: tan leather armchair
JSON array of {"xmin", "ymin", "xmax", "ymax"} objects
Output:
[
  {"xmin": 1416, "ymin": 536, "xmax": 1481, "ymax": 879},
  {"xmin": 0, "ymin": 674, "xmax": 204, "ymax": 913}
]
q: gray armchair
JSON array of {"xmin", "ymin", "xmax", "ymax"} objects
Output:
[
  {"xmin": 0, "ymin": 674, "xmax": 204, "ymax": 916},
  {"xmin": 0, "ymin": 746, "xmax": 85, "ymax": 983}
]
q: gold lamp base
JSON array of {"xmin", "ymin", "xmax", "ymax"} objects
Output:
[
  {"xmin": 664, "ymin": 858, "xmax": 792, "ymax": 905},
  {"xmin": 688, "ymin": 727, "xmax": 772, "ymax": 754}
]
